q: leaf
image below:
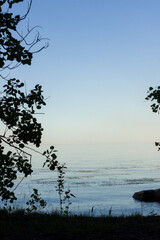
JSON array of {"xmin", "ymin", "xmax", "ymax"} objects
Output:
[
  {"xmin": 37, "ymin": 105, "xmax": 41, "ymax": 109},
  {"xmin": 149, "ymin": 87, "xmax": 153, "ymax": 91},
  {"xmin": 19, "ymin": 143, "xmax": 24, "ymax": 148},
  {"xmin": 70, "ymin": 193, "xmax": 76, "ymax": 198},
  {"xmin": 155, "ymin": 142, "xmax": 160, "ymax": 146}
]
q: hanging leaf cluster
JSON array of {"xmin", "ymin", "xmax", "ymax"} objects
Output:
[
  {"xmin": 0, "ymin": 144, "xmax": 32, "ymax": 203},
  {"xmin": 0, "ymin": 0, "xmax": 33, "ymax": 68},
  {"xmin": 146, "ymin": 86, "xmax": 160, "ymax": 151},
  {"xmin": 146, "ymin": 86, "xmax": 160, "ymax": 113},
  {"xmin": 0, "ymin": 78, "xmax": 46, "ymax": 147}
]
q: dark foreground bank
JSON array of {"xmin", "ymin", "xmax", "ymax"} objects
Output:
[{"xmin": 0, "ymin": 210, "xmax": 160, "ymax": 240}]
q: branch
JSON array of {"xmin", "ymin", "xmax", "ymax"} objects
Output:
[
  {"xmin": 13, "ymin": 176, "xmax": 25, "ymax": 191},
  {"xmin": 0, "ymin": 74, "xmax": 9, "ymax": 81},
  {"xmin": 0, "ymin": 135, "xmax": 32, "ymax": 161},
  {"xmin": 24, "ymin": 145, "xmax": 44, "ymax": 156},
  {"xmin": 0, "ymin": 62, "xmax": 21, "ymax": 71},
  {"xmin": 16, "ymin": 26, "xmax": 42, "ymax": 45},
  {"xmin": 20, "ymin": 0, "xmax": 32, "ymax": 21}
]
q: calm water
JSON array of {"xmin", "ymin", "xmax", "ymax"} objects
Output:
[{"xmin": 13, "ymin": 143, "xmax": 160, "ymax": 216}]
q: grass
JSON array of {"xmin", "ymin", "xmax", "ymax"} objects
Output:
[{"xmin": 0, "ymin": 209, "xmax": 160, "ymax": 239}]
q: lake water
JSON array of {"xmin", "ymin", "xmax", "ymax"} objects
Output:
[{"xmin": 13, "ymin": 143, "xmax": 160, "ymax": 216}]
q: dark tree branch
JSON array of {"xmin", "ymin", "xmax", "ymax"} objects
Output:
[
  {"xmin": 20, "ymin": 0, "xmax": 32, "ymax": 21},
  {"xmin": 0, "ymin": 135, "xmax": 32, "ymax": 161},
  {"xmin": 13, "ymin": 176, "xmax": 25, "ymax": 191}
]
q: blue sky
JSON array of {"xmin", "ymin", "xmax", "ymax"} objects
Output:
[{"xmin": 13, "ymin": 0, "xmax": 160, "ymax": 145}]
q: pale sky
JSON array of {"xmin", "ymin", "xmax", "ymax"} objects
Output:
[{"xmin": 12, "ymin": 0, "xmax": 160, "ymax": 145}]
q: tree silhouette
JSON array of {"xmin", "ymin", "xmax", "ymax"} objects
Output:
[
  {"xmin": 146, "ymin": 86, "xmax": 160, "ymax": 150},
  {"xmin": 0, "ymin": 0, "xmax": 58, "ymax": 204}
]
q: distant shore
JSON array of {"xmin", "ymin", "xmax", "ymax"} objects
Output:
[{"xmin": 0, "ymin": 210, "xmax": 160, "ymax": 239}]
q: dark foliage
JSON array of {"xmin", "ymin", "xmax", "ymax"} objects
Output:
[
  {"xmin": 0, "ymin": 0, "xmax": 32, "ymax": 69},
  {"xmin": 0, "ymin": 0, "xmax": 57, "ymax": 204},
  {"xmin": 146, "ymin": 86, "xmax": 160, "ymax": 150}
]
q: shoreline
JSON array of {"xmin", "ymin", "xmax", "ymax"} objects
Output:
[{"xmin": 0, "ymin": 211, "xmax": 160, "ymax": 239}]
